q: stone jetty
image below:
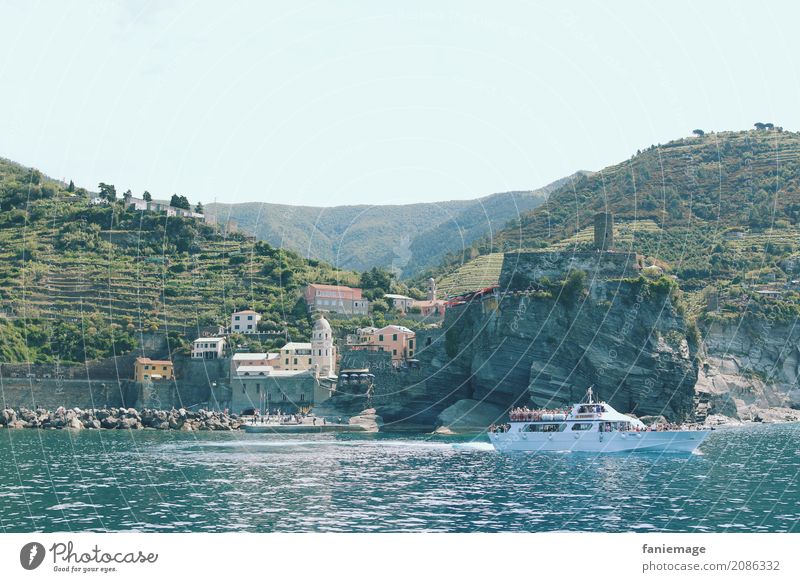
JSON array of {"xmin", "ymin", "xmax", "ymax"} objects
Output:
[{"xmin": 0, "ymin": 406, "xmax": 242, "ymax": 431}]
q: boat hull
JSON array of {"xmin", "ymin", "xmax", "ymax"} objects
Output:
[{"xmin": 489, "ymin": 430, "xmax": 710, "ymax": 453}]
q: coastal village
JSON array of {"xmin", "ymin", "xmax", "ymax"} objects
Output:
[{"xmin": 133, "ymin": 275, "xmax": 450, "ymax": 421}]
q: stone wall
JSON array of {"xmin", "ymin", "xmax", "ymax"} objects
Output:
[{"xmin": 0, "ymin": 378, "xmax": 133, "ymax": 409}]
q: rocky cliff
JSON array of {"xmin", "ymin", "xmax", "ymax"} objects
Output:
[
  {"xmin": 696, "ymin": 318, "xmax": 800, "ymax": 423},
  {"xmin": 368, "ymin": 251, "xmax": 699, "ymax": 431}
]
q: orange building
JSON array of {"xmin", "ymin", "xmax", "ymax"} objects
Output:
[
  {"xmin": 134, "ymin": 357, "xmax": 174, "ymax": 382},
  {"xmin": 348, "ymin": 325, "xmax": 415, "ymax": 365},
  {"xmin": 304, "ymin": 284, "xmax": 369, "ymax": 315}
]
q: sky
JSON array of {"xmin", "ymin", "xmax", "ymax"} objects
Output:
[{"xmin": 1, "ymin": 0, "xmax": 799, "ymax": 206}]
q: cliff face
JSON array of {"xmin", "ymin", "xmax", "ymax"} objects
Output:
[
  {"xmin": 374, "ymin": 252, "xmax": 699, "ymax": 430},
  {"xmin": 696, "ymin": 319, "xmax": 800, "ymax": 422}
]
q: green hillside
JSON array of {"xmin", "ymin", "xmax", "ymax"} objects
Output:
[
  {"xmin": 205, "ymin": 182, "xmax": 558, "ymax": 277},
  {"xmin": 0, "ymin": 158, "xmax": 358, "ymax": 363},
  {"xmin": 442, "ymin": 130, "xmax": 799, "ymax": 284},
  {"xmin": 428, "ymin": 129, "xmax": 800, "ymax": 326}
]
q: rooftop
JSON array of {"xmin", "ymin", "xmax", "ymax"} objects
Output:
[
  {"xmin": 135, "ymin": 357, "xmax": 173, "ymax": 365},
  {"xmin": 232, "ymin": 309, "xmax": 259, "ymax": 315},
  {"xmin": 232, "ymin": 352, "xmax": 267, "ymax": 360},
  {"xmin": 281, "ymin": 342, "xmax": 312, "ymax": 351},
  {"xmin": 307, "ymin": 283, "xmax": 360, "ymax": 291},
  {"xmin": 193, "ymin": 337, "xmax": 226, "ymax": 344}
]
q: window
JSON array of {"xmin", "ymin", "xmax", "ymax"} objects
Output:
[
  {"xmin": 308, "ymin": 358, "xmax": 312, "ymax": 364},
  {"xmin": 285, "ymin": 358, "xmax": 289, "ymax": 365},
  {"xmin": 256, "ymin": 383, "xmax": 260, "ymax": 394},
  {"xmin": 392, "ymin": 334, "xmax": 397, "ymax": 341},
  {"xmin": 235, "ymin": 316, "xmax": 240, "ymax": 320},
  {"xmin": 293, "ymin": 358, "xmax": 298, "ymax": 365},
  {"xmin": 409, "ymin": 339, "xmax": 414, "ymax": 349},
  {"xmin": 426, "ymin": 337, "xmax": 432, "ymax": 346},
  {"xmin": 571, "ymin": 423, "xmax": 593, "ymax": 431},
  {"xmin": 162, "ymin": 366, "xmax": 167, "ymax": 371},
  {"xmin": 300, "ymin": 393, "xmax": 305, "ymax": 402},
  {"xmin": 524, "ymin": 423, "xmax": 566, "ymax": 432},
  {"xmin": 393, "ymin": 349, "xmax": 397, "ymax": 356},
  {"xmin": 247, "ymin": 315, "xmax": 253, "ymax": 320},
  {"xmin": 379, "ymin": 334, "xmax": 384, "ymax": 342}
]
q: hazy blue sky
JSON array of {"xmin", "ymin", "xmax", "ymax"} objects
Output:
[{"xmin": 1, "ymin": 1, "xmax": 798, "ymax": 206}]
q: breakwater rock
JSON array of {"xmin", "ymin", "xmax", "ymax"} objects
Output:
[{"xmin": 0, "ymin": 406, "xmax": 242, "ymax": 431}]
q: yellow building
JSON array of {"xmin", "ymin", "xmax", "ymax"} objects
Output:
[{"xmin": 134, "ymin": 357, "xmax": 174, "ymax": 382}]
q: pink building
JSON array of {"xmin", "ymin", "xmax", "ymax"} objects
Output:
[
  {"xmin": 304, "ymin": 284, "xmax": 369, "ymax": 315},
  {"xmin": 348, "ymin": 325, "xmax": 415, "ymax": 365}
]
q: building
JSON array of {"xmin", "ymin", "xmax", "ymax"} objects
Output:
[
  {"xmin": 229, "ymin": 369, "xmax": 331, "ymax": 415},
  {"xmin": 231, "ymin": 309, "xmax": 262, "ymax": 334},
  {"xmin": 191, "ymin": 337, "xmax": 226, "ymax": 359},
  {"xmin": 89, "ymin": 197, "xmax": 109, "ymax": 206},
  {"xmin": 278, "ymin": 342, "xmax": 314, "ymax": 371},
  {"xmin": 348, "ymin": 324, "xmax": 415, "ymax": 365},
  {"xmin": 411, "ymin": 278, "xmax": 447, "ymax": 317},
  {"xmin": 384, "ymin": 293, "xmax": 415, "ymax": 313},
  {"xmin": 310, "ymin": 316, "xmax": 337, "ymax": 378},
  {"xmin": 134, "ymin": 357, "xmax": 174, "ymax": 382},
  {"xmin": 127, "ymin": 196, "xmax": 148, "ymax": 211},
  {"xmin": 304, "ymin": 283, "xmax": 369, "ymax": 315},
  {"xmin": 230, "ymin": 352, "xmax": 280, "ymax": 377},
  {"xmin": 594, "ymin": 212, "xmax": 614, "ymax": 250}
]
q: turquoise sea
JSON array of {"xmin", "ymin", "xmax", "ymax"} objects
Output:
[{"xmin": 1, "ymin": 423, "xmax": 798, "ymax": 532}]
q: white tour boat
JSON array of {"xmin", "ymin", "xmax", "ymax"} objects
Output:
[{"xmin": 488, "ymin": 388, "xmax": 710, "ymax": 453}]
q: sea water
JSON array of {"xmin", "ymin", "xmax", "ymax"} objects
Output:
[{"xmin": 0, "ymin": 423, "xmax": 797, "ymax": 532}]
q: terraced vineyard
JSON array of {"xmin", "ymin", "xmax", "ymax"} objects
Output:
[
  {"xmin": 0, "ymin": 160, "xmax": 358, "ymax": 362},
  {"xmin": 438, "ymin": 253, "xmax": 504, "ymax": 296}
]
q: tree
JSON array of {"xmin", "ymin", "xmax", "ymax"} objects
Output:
[
  {"xmin": 142, "ymin": 191, "xmax": 152, "ymax": 202},
  {"xmin": 692, "ymin": 129, "xmax": 705, "ymax": 137},
  {"xmin": 195, "ymin": 201, "xmax": 204, "ymax": 214},
  {"xmin": 765, "ymin": 122, "xmax": 774, "ymax": 130},
  {"xmin": 754, "ymin": 122, "xmax": 766, "ymax": 131},
  {"xmin": 67, "ymin": 180, "xmax": 75, "ymax": 193},
  {"xmin": 123, "ymin": 189, "xmax": 132, "ymax": 203},
  {"xmin": 98, "ymin": 182, "xmax": 116, "ymax": 201},
  {"xmin": 170, "ymin": 194, "xmax": 190, "ymax": 210}
]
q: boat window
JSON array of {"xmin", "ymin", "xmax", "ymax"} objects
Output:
[
  {"xmin": 571, "ymin": 423, "xmax": 593, "ymax": 431},
  {"xmin": 523, "ymin": 423, "xmax": 566, "ymax": 432}
]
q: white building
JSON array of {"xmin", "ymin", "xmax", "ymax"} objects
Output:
[
  {"xmin": 89, "ymin": 197, "xmax": 109, "ymax": 206},
  {"xmin": 383, "ymin": 293, "xmax": 415, "ymax": 313},
  {"xmin": 311, "ymin": 316, "xmax": 336, "ymax": 378},
  {"xmin": 191, "ymin": 337, "xmax": 226, "ymax": 359},
  {"xmin": 230, "ymin": 352, "xmax": 279, "ymax": 377},
  {"xmin": 231, "ymin": 309, "xmax": 262, "ymax": 334},
  {"xmin": 127, "ymin": 196, "xmax": 148, "ymax": 211}
]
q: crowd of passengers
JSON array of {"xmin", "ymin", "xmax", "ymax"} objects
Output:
[{"xmin": 508, "ymin": 407, "xmax": 571, "ymax": 422}]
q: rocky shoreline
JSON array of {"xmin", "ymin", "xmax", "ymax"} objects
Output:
[{"xmin": 0, "ymin": 407, "xmax": 242, "ymax": 431}]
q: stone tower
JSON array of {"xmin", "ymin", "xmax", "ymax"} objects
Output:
[
  {"xmin": 311, "ymin": 315, "xmax": 336, "ymax": 378},
  {"xmin": 594, "ymin": 212, "xmax": 614, "ymax": 251},
  {"xmin": 426, "ymin": 277, "xmax": 437, "ymax": 301}
]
